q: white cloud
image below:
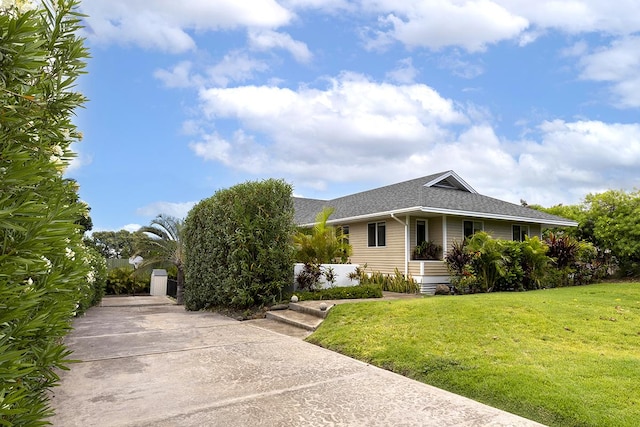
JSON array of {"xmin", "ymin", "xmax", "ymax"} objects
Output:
[
  {"xmin": 386, "ymin": 57, "xmax": 419, "ymax": 84},
  {"xmin": 188, "ymin": 72, "xmax": 640, "ymax": 206},
  {"xmin": 154, "ymin": 61, "xmax": 198, "ymax": 88},
  {"xmin": 136, "ymin": 201, "xmax": 197, "ymax": 219},
  {"xmin": 362, "ymin": 0, "xmax": 529, "ymax": 52},
  {"xmin": 66, "ymin": 143, "xmax": 93, "ymax": 173},
  {"xmin": 501, "ymin": 0, "xmax": 640, "ymax": 35},
  {"xmin": 123, "ymin": 223, "xmax": 142, "ymax": 232},
  {"xmin": 281, "ymin": 0, "xmax": 355, "ymax": 12},
  {"xmin": 207, "ymin": 52, "xmax": 270, "ymax": 86},
  {"xmin": 438, "ymin": 50, "xmax": 484, "ymax": 79},
  {"xmin": 80, "ymin": 0, "xmax": 293, "ymax": 53},
  {"xmin": 248, "ymin": 30, "xmax": 313, "ymax": 63},
  {"xmin": 155, "ymin": 53, "xmax": 269, "ymax": 89},
  {"xmin": 191, "ymin": 73, "xmax": 469, "ymax": 186},
  {"xmin": 578, "ymin": 36, "xmax": 640, "ymax": 108}
]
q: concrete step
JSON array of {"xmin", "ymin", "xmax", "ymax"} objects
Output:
[
  {"xmin": 265, "ymin": 309, "xmax": 325, "ymax": 331},
  {"xmin": 245, "ymin": 318, "xmax": 313, "ymax": 339},
  {"xmin": 288, "ymin": 302, "xmax": 334, "ymax": 319}
]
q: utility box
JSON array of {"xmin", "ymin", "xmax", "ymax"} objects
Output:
[{"xmin": 150, "ymin": 269, "xmax": 168, "ymax": 296}]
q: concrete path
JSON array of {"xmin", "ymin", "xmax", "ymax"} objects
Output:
[{"xmin": 49, "ymin": 296, "xmax": 545, "ymax": 427}]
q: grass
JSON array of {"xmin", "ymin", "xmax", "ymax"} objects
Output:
[{"xmin": 306, "ymin": 282, "xmax": 640, "ymax": 426}]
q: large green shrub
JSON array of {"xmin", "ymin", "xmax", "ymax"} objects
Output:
[
  {"xmin": 184, "ymin": 179, "xmax": 296, "ymax": 310},
  {"xmin": 0, "ymin": 1, "xmax": 93, "ymax": 424}
]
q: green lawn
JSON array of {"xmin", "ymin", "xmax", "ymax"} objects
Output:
[{"xmin": 306, "ymin": 282, "xmax": 640, "ymax": 426}]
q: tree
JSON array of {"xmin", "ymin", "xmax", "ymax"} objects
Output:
[
  {"xmin": 294, "ymin": 207, "xmax": 352, "ymax": 264},
  {"xmin": 534, "ymin": 190, "xmax": 640, "ymax": 276},
  {"xmin": 85, "ymin": 229, "xmax": 146, "ymax": 259},
  {"xmin": 135, "ymin": 215, "xmax": 186, "ymax": 304}
]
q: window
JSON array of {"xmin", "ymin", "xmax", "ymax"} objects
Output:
[
  {"xmin": 512, "ymin": 225, "xmax": 529, "ymax": 242},
  {"xmin": 368, "ymin": 222, "xmax": 386, "ymax": 247},
  {"xmin": 416, "ymin": 220, "xmax": 427, "ymax": 246},
  {"xmin": 463, "ymin": 220, "xmax": 483, "ymax": 239}
]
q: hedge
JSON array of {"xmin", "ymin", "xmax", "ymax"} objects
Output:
[
  {"xmin": 184, "ymin": 179, "xmax": 296, "ymax": 310},
  {"xmin": 0, "ymin": 1, "xmax": 100, "ymax": 424}
]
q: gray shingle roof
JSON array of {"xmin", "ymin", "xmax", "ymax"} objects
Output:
[{"xmin": 293, "ymin": 171, "xmax": 577, "ymax": 227}]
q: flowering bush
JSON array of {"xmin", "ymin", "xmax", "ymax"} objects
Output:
[{"xmin": 0, "ymin": 1, "xmax": 95, "ymax": 424}]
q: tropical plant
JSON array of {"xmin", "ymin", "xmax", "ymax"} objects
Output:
[
  {"xmin": 355, "ymin": 266, "xmax": 419, "ymax": 293},
  {"xmin": 294, "ymin": 207, "xmax": 352, "ymax": 264},
  {"xmin": 295, "ymin": 262, "xmax": 323, "ymax": 291},
  {"xmin": 465, "ymin": 232, "xmax": 507, "ymax": 293},
  {"xmin": 134, "ymin": 214, "xmax": 186, "ymax": 304},
  {"xmin": 520, "ymin": 236, "xmax": 549, "ymax": 290},
  {"xmin": 412, "ymin": 240, "xmax": 442, "ymax": 260},
  {"xmin": 444, "ymin": 240, "xmax": 473, "ymax": 276}
]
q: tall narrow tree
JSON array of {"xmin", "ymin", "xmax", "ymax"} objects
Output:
[{"xmin": 135, "ymin": 215, "xmax": 186, "ymax": 304}]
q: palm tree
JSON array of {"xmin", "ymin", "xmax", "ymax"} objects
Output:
[
  {"xmin": 294, "ymin": 207, "xmax": 352, "ymax": 264},
  {"xmin": 135, "ymin": 214, "xmax": 186, "ymax": 304}
]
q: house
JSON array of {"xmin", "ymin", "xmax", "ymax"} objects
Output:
[{"xmin": 293, "ymin": 171, "xmax": 578, "ymax": 293}]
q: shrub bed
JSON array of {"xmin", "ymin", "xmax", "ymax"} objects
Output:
[{"xmin": 294, "ymin": 284, "xmax": 383, "ymax": 301}]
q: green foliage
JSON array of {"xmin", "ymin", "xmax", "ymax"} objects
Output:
[
  {"xmin": 84, "ymin": 229, "xmax": 148, "ymax": 259},
  {"xmin": 294, "ymin": 284, "xmax": 382, "ymax": 300},
  {"xmin": 294, "ymin": 262, "xmax": 341, "ymax": 291},
  {"xmin": 444, "ymin": 240, "xmax": 472, "ymax": 276},
  {"xmin": 134, "ymin": 215, "xmax": 186, "ymax": 304},
  {"xmin": 412, "ymin": 240, "xmax": 442, "ymax": 260},
  {"xmin": 519, "ymin": 236, "xmax": 549, "ymax": 290},
  {"xmin": 76, "ymin": 247, "xmax": 108, "ymax": 315},
  {"xmin": 446, "ymin": 233, "xmax": 598, "ymax": 293},
  {"xmin": 354, "ymin": 267, "xmax": 419, "ymax": 293},
  {"xmin": 105, "ymin": 267, "xmax": 150, "ymax": 295},
  {"xmin": 295, "ymin": 262, "xmax": 323, "ymax": 291},
  {"xmin": 535, "ymin": 189, "xmax": 640, "ymax": 277},
  {"xmin": 465, "ymin": 232, "xmax": 506, "ymax": 292},
  {"xmin": 0, "ymin": 1, "xmax": 92, "ymax": 424},
  {"xmin": 294, "ymin": 207, "xmax": 352, "ymax": 264},
  {"xmin": 184, "ymin": 179, "xmax": 296, "ymax": 310},
  {"xmin": 308, "ymin": 283, "xmax": 640, "ymax": 427}
]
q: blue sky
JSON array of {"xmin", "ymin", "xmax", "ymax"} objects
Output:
[{"xmin": 67, "ymin": 0, "xmax": 640, "ymax": 232}]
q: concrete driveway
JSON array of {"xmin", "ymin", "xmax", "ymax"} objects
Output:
[{"xmin": 49, "ymin": 296, "xmax": 545, "ymax": 427}]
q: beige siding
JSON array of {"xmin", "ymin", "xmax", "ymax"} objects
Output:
[
  {"xmin": 446, "ymin": 216, "xmax": 463, "ymax": 251},
  {"xmin": 349, "ymin": 219, "xmax": 406, "ymax": 275},
  {"xmin": 445, "ymin": 217, "xmax": 547, "ymax": 254},
  {"xmin": 428, "ymin": 216, "xmax": 443, "ymax": 255}
]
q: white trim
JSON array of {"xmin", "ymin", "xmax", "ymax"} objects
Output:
[
  {"xmin": 420, "ymin": 207, "xmax": 578, "ymax": 227},
  {"xmin": 300, "ymin": 205, "xmax": 578, "ymax": 228},
  {"xmin": 302, "ymin": 206, "xmax": 424, "ymax": 227},
  {"xmin": 424, "ymin": 171, "xmax": 478, "ymax": 194},
  {"xmin": 390, "ymin": 213, "xmax": 409, "ymax": 277},
  {"xmin": 442, "ymin": 215, "xmax": 447, "ymax": 258}
]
